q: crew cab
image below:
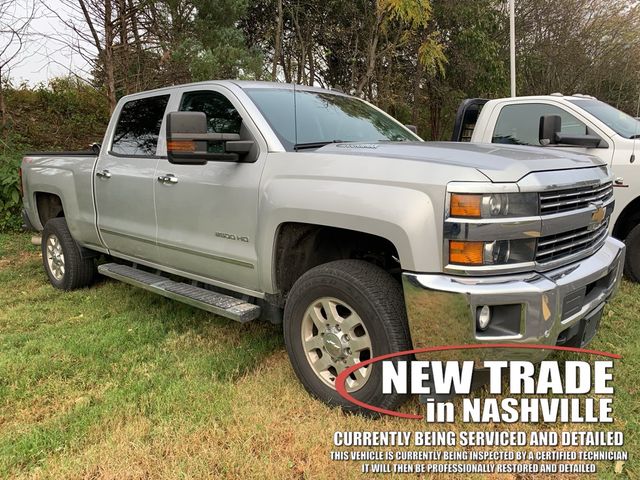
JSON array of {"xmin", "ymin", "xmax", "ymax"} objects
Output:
[
  {"xmin": 453, "ymin": 94, "xmax": 640, "ymax": 281},
  {"xmin": 21, "ymin": 81, "xmax": 625, "ymax": 412}
]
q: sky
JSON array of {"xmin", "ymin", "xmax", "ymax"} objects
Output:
[{"xmin": 3, "ymin": 0, "xmax": 90, "ymax": 85}]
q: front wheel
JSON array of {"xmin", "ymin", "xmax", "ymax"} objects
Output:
[
  {"xmin": 283, "ymin": 260, "xmax": 412, "ymax": 414},
  {"xmin": 624, "ymin": 223, "xmax": 640, "ymax": 283},
  {"xmin": 42, "ymin": 217, "xmax": 96, "ymax": 290}
]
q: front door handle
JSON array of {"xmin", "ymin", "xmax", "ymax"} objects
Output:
[
  {"xmin": 96, "ymin": 169, "xmax": 111, "ymax": 179},
  {"xmin": 157, "ymin": 174, "xmax": 178, "ymax": 184},
  {"xmin": 614, "ymin": 177, "xmax": 629, "ymax": 188}
]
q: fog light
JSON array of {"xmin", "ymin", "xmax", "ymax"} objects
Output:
[{"xmin": 477, "ymin": 305, "xmax": 491, "ymax": 331}]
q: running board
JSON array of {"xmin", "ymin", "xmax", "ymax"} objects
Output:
[{"xmin": 98, "ymin": 263, "xmax": 260, "ymax": 323}]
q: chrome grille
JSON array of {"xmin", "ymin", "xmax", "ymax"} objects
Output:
[
  {"xmin": 536, "ymin": 220, "xmax": 609, "ymax": 263},
  {"xmin": 540, "ymin": 182, "xmax": 613, "ymax": 215}
]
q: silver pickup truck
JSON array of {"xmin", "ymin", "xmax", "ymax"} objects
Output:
[{"xmin": 21, "ymin": 81, "xmax": 625, "ymax": 412}]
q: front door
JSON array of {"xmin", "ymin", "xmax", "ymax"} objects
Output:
[
  {"xmin": 153, "ymin": 87, "xmax": 265, "ymax": 292},
  {"xmin": 490, "ymin": 102, "xmax": 615, "ymax": 164},
  {"xmin": 95, "ymin": 94, "xmax": 169, "ymax": 261}
]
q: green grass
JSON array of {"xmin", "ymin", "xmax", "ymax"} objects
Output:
[
  {"xmin": 0, "ymin": 233, "xmax": 282, "ymax": 477},
  {"xmin": 0, "ymin": 232, "xmax": 638, "ymax": 479}
]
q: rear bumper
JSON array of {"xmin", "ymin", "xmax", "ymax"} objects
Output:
[{"xmin": 402, "ymin": 236, "xmax": 625, "ymax": 363}]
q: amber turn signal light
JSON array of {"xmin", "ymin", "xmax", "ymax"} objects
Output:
[
  {"xmin": 167, "ymin": 140, "xmax": 196, "ymax": 152},
  {"xmin": 450, "ymin": 194, "xmax": 481, "ymax": 218},
  {"xmin": 449, "ymin": 240, "xmax": 484, "ymax": 265}
]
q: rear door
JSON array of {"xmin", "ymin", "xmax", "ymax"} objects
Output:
[
  {"xmin": 153, "ymin": 86, "xmax": 266, "ymax": 292},
  {"xmin": 95, "ymin": 94, "xmax": 170, "ymax": 261}
]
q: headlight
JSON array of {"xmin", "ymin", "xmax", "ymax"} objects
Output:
[
  {"xmin": 449, "ymin": 239, "xmax": 536, "ymax": 266},
  {"xmin": 450, "ymin": 193, "xmax": 539, "ymax": 218}
]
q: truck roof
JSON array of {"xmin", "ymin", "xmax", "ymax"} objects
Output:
[
  {"xmin": 117, "ymin": 80, "xmax": 347, "ymax": 103},
  {"xmin": 487, "ymin": 94, "xmax": 598, "ymax": 102}
]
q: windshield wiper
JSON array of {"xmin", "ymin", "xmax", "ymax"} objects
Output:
[
  {"xmin": 629, "ymin": 134, "xmax": 640, "ymax": 139},
  {"xmin": 293, "ymin": 140, "xmax": 344, "ymax": 151}
]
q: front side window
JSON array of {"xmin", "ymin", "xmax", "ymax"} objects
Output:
[
  {"xmin": 492, "ymin": 104, "xmax": 587, "ymax": 146},
  {"xmin": 244, "ymin": 88, "xmax": 418, "ymax": 150},
  {"xmin": 179, "ymin": 90, "xmax": 242, "ymax": 134},
  {"xmin": 111, "ymin": 95, "xmax": 170, "ymax": 156}
]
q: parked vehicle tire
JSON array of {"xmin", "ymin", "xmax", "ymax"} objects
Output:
[
  {"xmin": 283, "ymin": 259, "xmax": 412, "ymax": 414},
  {"xmin": 624, "ymin": 223, "xmax": 640, "ymax": 282},
  {"xmin": 41, "ymin": 217, "xmax": 96, "ymax": 290}
]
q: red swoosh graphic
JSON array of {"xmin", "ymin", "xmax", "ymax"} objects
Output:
[{"xmin": 335, "ymin": 343, "xmax": 621, "ymax": 420}]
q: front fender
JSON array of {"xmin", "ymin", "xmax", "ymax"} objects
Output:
[{"xmin": 258, "ymin": 177, "xmax": 443, "ymax": 293}]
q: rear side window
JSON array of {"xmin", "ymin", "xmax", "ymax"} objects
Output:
[
  {"xmin": 111, "ymin": 95, "xmax": 170, "ymax": 156},
  {"xmin": 492, "ymin": 103, "xmax": 587, "ymax": 146}
]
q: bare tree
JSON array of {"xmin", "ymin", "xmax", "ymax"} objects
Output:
[
  {"xmin": 271, "ymin": 0, "xmax": 283, "ymax": 81},
  {"xmin": 45, "ymin": 0, "xmax": 118, "ymax": 111},
  {"xmin": 0, "ymin": 0, "xmax": 37, "ymax": 126},
  {"xmin": 46, "ymin": 0, "xmax": 154, "ymax": 112}
]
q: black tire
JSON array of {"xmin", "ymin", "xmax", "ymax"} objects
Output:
[
  {"xmin": 283, "ymin": 259, "xmax": 412, "ymax": 414},
  {"xmin": 624, "ymin": 223, "xmax": 640, "ymax": 283},
  {"xmin": 41, "ymin": 217, "xmax": 96, "ymax": 290}
]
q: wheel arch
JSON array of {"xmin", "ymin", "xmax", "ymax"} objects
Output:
[
  {"xmin": 270, "ymin": 222, "xmax": 403, "ymax": 302},
  {"xmin": 35, "ymin": 191, "xmax": 65, "ymax": 228},
  {"xmin": 612, "ymin": 195, "xmax": 640, "ymax": 240}
]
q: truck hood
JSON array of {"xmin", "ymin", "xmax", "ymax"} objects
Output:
[{"xmin": 317, "ymin": 141, "xmax": 605, "ymax": 183}]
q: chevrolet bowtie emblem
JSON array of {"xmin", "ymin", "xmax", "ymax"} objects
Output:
[
  {"xmin": 587, "ymin": 205, "xmax": 607, "ymax": 231},
  {"xmin": 591, "ymin": 206, "xmax": 606, "ymax": 224}
]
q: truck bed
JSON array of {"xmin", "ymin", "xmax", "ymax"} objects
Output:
[{"xmin": 22, "ymin": 150, "xmax": 101, "ymax": 250}]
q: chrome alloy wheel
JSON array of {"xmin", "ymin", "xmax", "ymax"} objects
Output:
[
  {"xmin": 46, "ymin": 234, "xmax": 65, "ymax": 280},
  {"xmin": 300, "ymin": 297, "xmax": 373, "ymax": 392}
]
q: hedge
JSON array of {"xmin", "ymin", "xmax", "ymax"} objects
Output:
[{"xmin": 0, "ymin": 78, "xmax": 109, "ymax": 231}]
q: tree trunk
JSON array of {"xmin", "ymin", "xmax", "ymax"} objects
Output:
[
  {"xmin": 271, "ymin": 0, "xmax": 283, "ymax": 81},
  {"xmin": 282, "ymin": 52, "xmax": 292, "ymax": 83},
  {"xmin": 291, "ymin": 8, "xmax": 306, "ymax": 84},
  {"xmin": 118, "ymin": 0, "xmax": 129, "ymax": 93},
  {"xmin": 429, "ymin": 100, "xmax": 441, "ymax": 140},
  {"xmin": 127, "ymin": 0, "xmax": 143, "ymax": 91},
  {"xmin": 308, "ymin": 45, "xmax": 315, "ymax": 85},
  {"xmin": 0, "ymin": 67, "xmax": 6, "ymax": 128},
  {"xmin": 411, "ymin": 56, "xmax": 424, "ymax": 126},
  {"xmin": 104, "ymin": 0, "xmax": 117, "ymax": 112},
  {"xmin": 355, "ymin": 10, "xmax": 384, "ymax": 96},
  {"xmin": 355, "ymin": 30, "xmax": 379, "ymax": 96}
]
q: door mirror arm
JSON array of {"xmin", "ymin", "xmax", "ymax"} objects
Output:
[
  {"xmin": 166, "ymin": 111, "xmax": 255, "ymax": 164},
  {"xmin": 554, "ymin": 133, "xmax": 606, "ymax": 148},
  {"xmin": 539, "ymin": 114, "xmax": 605, "ymax": 148}
]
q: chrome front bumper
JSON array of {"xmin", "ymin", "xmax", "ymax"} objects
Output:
[{"xmin": 402, "ymin": 237, "xmax": 625, "ymax": 362}]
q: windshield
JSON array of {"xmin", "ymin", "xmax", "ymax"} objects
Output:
[
  {"xmin": 244, "ymin": 88, "xmax": 419, "ymax": 150},
  {"xmin": 568, "ymin": 99, "xmax": 640, "ymax": 139}
]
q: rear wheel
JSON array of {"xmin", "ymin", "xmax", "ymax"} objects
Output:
[
  {"xmin": 624, "ymin": 223, "xmax": 640, "ymax": 282},
  {"xmin": 283, "ymin": 260, "xmax": 412, "ymax": 414},
  {"xmin": 42, "ymin": 217, "xmax": 96, "ymax": 290}
]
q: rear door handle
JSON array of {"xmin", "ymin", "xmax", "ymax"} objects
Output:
[
  {"xmin": 96, "ymin": 169, "xmax": 111, "ymax": 179},
  {"xmin": 157, "ymin": 174, "xmax": 178, "ymax": 184}
]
